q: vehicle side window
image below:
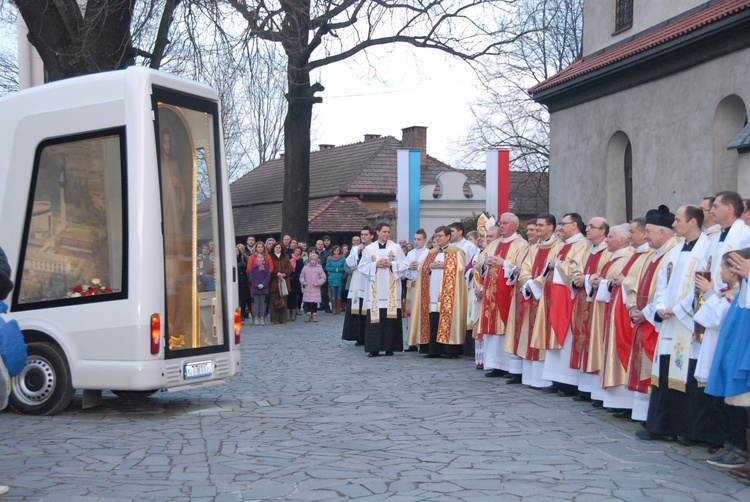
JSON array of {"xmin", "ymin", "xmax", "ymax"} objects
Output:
[{"xmin": 14, "ymin": 129, "xmax": 127, "ymax": 308}]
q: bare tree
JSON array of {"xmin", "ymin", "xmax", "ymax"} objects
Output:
[
  {"xmin": 0, "ymin": 2, "xmax": 18, "ymax": 95},
  {"xmin": 462, "ymin": 0, "xmax": 583, "ymax": 173},
  {"xmin": 11, "ymin": 0, "xmax": 183, "ymax": 81},
  {"xmin": 217, "ymin": 0, "xmax": 525, "ymax": 242}
]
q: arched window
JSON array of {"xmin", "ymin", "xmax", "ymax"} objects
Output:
[
  {"xmin": 713, "ymin": 95, "xmax": 747, "ymax": 192},
  {"xmin": 624, "ymin": 142, "xmax": 633, "ymax": 222},
  {"xmin": 605, "ymin": 131, "xmax": 631, "ymax": 223}
]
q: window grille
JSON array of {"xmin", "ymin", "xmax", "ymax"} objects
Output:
[{"xmin": 615, "ymin": 0, "xmax": 633, "ymax": 33}]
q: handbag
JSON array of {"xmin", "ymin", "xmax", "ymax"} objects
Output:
[
  {"xmin": 273, "ymin": 296, "xmax": 287, "ymax": 309},
  {"xmin": 278, "ymin": 278, "xmax": 289, "ymax": 297}
]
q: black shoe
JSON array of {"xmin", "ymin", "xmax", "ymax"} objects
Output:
[
  {"xmin": 676, "ymin": 436, "xmax": 698, "ymax": 446},
  {"xmin": 591, "ymin": 400, "xmax": 604, "ymax": 408},
  {"xmin": 385, "ymin": 351, "xmax": 394, "ymax": 356},
  {"xmin": 540, "ymin": 385, "xmax": 557, "ymax": 393},
  {"xmin": 404, "ymin": 346, "xmax": 418, "ymax": 352},
  {"xmin": 572, "ymin": 393, "xmax": 591, "ymax": 402},
  {"xmin": 635, "ymin": 430, "xmax": 676, "ymax": 441},
  {"xmin": 447, "ymin": 355, "xmax": 459, "ymax": 359},
  {"xmin": 354, "ymin": 342, "xmax": 363, "ymax": 346},
  {"xmin": 506, "ymin": 375, "xmax": 522, "ymax": 384},
  {"xmin": 708, "ymin": 444, "xmax": 723, "ymax": 454},
  {"xmin": 368, "ymin": 352, "xmax": 379, "ymax": 357},
  {"xmin": 613, "ymin": 409, "xmax": 632, "ymax": 420},
  {"xmin": 424, "ymin": 354, "xmax": 441, "ymax": 359},
  {"xmin": 485, "ymin": 369, "xmax": 506, "ymax": 378},
  {"xmin": 557, "ymin": 388, "xmax": 577, "ymax": 397},
  {"xmin": 476, "ymin": 365, "xmax": 484, "ymax": 370}
]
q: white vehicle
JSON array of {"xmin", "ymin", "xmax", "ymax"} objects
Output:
[{"xmin": 0, "ymin": 67, "xmax": 241, "ymax": 415}]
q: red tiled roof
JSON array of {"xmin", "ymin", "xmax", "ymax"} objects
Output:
[
  {"xmin": 230, "ymin": 136, "xmax": 456, "ymax": 207},
  {"xmin": 529, "ymin": 0, "xmax": 750, "ymax": 94},
  {"xmin": 232, "ymin": 196, "xmax": 371, "ymax": 236}
]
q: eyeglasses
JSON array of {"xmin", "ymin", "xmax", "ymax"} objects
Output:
[
  {"xmin": 561, "ymin": 221, "xmax": 576, "ymax": 226},
  {"xmin": 587, "ymin": 224, "xmax": 603, "ymax": 230}
]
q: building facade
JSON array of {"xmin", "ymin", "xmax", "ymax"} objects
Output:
[{"xmin": 531, "ymin": 0, "xmax": 750, "ymax": 223}]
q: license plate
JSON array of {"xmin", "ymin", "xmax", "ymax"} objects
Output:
[{"xmin": 183, "ymin": 360, "xmax": 213, "ymax": 379}]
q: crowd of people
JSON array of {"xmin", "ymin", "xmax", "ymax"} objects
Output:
[
  {"xmin": 337, "ymin": 192, "xmax": 750, "ymax": 479},
  {"xmin": 235, "ymin": 234, "xmax": 353, "ymax": 325}
]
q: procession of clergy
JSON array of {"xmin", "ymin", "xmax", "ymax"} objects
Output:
[{"xmin": 341, "ymin": 190, "xmax": 750, "ymax": 476}]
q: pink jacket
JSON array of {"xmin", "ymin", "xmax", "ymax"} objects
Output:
[{"xmin": 300, "ymin": 263, "xmax": 326, "ymax": 303}]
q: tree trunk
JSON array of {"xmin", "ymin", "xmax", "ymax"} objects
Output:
[
  {"xmin": 280, "ymin": 58, "xmax": 323, "ymax": 243},
  {"xmin": 279, "ymin": 0, "xmax": 321, "ymax": 243},
  {"xmin": 16, "ymin": 0, "xmax": 135, "ymax": 82}
]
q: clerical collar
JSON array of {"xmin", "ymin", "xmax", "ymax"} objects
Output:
[
  {"xmin": 378, "ymin": 241, "xmax": 387, "ymax": 249},
  {"xmin": 635, "ymin": 243, "xmax": 650, "ymax": 253},
  {"xmin": 438, "ymin": 246, "xmax": 448, "ymax": 252},
  {"xmin": 719, "ymin": 226, "xmax": 731, "ymax": 242},
  {"xmin": 565, "ymin": 233, "xmax": 583, "ymax": 244},
  {"xmin": 591, "ymin": 240, "xmax": 606, "ymax": 252},
  {"xmin": 540, "ymin": 235, "xmax": 555, "ymax": 245},
  {"xmin": 610, "ymin": 247, "xmax": 630, "ymax": 259},
  {"xmin": 681, "ymin": 237, "xmax": 699, "ymax": 252}
]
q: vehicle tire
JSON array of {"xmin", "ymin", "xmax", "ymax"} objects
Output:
[
  {"xmin": 10, "ymin": 342, "xmax": 75, "ymax": 415},
  {"xmin": 111, "ymin": 390, "xmax": 158, "ymax": 399}
]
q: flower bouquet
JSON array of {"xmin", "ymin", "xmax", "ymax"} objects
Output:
[{"xmin": 68, "ymin": 278, "xmax": 116, "ymax": 297}]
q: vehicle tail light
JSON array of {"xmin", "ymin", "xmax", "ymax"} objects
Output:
[
  {"xmin": 151, "ymin": 314, "xmax": 161, "ymax": 354},
  {"xmin": 234, "ymin": 309, "xmax": 241, "ymax": 345}
]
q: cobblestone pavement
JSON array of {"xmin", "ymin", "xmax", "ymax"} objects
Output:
[{"xmin": 1, "ymin": 313, "xmax": 750, "ymax": 501}]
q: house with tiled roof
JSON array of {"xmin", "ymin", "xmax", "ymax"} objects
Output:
[
  {"xmin": 530, "ymin": 0, "xmax": 750, "ymax": 222},
  {"xmin": 229, "ymin": 126, "xmax": 548, "ymax": 243}
]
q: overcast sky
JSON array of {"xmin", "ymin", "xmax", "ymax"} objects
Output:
[{"xmin": 312, "ymin": 47, "xmax": 485, "ymax": 170}]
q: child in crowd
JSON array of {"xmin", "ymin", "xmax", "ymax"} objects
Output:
[
  {"xmin": 247, "ymin": 241, "xmax": 272, "ymax": 326},
  {"xmin": 300, "ymin": 253, "xmax": 326, "ymax": 323}
]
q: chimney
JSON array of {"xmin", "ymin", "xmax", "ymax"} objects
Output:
[
  {"xmin": 364, "ymin": 134, "xmax": 381, "ymax": 141},
  {"xmin": 401, "ymin": 126, "xmax": 427, "ymax": 167},
  {"xmin": 319, "ymin": 144, "xmax": 335, "ymax": 150}
]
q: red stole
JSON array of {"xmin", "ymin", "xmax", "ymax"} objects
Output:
[
  {"xmin": 627, "ymin": 255, "xmax": 665, "ymax": 393},
  {"xmin": 515, "ymin": 246, "xmax": 552, "ymax": 361},
  {"xmin": 611, "ymin": 253, "xmax": 643, "ymax": 378},
  {"xmin": 582, "ymin": 256, "xmax": 621, "ymax": 375},
  {"xmin": 547, "ymin": 243, "xmax": 573, "ymax": 347},
  {"xmin": 570, "ymin": 250, "xmax": 606, "ymax": 369},
  {"xmin": 496, "ymin": 242, "xmax": 515, "ymax": 326}
]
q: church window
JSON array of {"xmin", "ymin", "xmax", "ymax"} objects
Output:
[
  {"xmin": 614, "ymin": 0, "xmax": 633, "ymax": 34},
  {"xmin": 624, "ymin": 142, "xmax": 633, "ymax": 222}
]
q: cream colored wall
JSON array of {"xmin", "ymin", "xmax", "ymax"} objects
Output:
[
  {"xmin": 548, "ymin": 48, "xmax": 750, "ymax": 223},
  {"xmin": 583, "ymin": 0, "xmax": 707, "ymax": 57}
]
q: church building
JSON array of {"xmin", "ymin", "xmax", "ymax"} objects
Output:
[{"xmin": 530, "ymin": 0, "xmax": 750, "ymax": 222}]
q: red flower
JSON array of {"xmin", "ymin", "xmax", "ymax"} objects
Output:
[{"xmin": 73, "ymin": 285, "xmax": 84, "ymax": 293}]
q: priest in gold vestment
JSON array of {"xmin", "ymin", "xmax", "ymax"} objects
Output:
[
  {"xmin": 478, "ymin": 214, "xmax": 528, "ymax": 378},
  {"xmin": 408, "ymin": 225, "xmax": 468, "ymax": 358}
]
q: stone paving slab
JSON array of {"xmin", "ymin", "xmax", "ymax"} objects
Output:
[{"xmin": 1, "ymin": 313, "xmax": 749, "ymax": 500}]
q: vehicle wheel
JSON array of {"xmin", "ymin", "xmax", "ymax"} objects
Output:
[
  {"xmin": 111, "ymin": 390, "xmax": 158, "ymax": 399},
  {"xmin": 10, "ymin": 342, "xmax": 75, "ymax": 415}
]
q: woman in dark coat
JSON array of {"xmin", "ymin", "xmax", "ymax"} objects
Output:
[
  {"xmin": 269, "ymin": 242, "xmax": 293, "ymax": 324},
  {"xmin": 288, "ymin": 247, "xmax": 304, "ymax": 321},
  {"xmin": 236, "ymin": 244, "xmax": 251, "ymax": 319}
]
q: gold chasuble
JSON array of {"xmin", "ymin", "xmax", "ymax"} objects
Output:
[
  {"xmin": 531, "ymin": 236, "xmax": 587, "ymax": 351},
  {"xmin": 511, "ymin": 236, "xmax": 562, "ymax": 360},
  {"xmin": 477, "ymin": 234, "xmax": 528, "ymax": 340},
  {"xmin": 570, "ymin": 242, "xmax": 611, "ymax": 371},
  {"xmin": 582, "ymin": 248, "xmax": 630, "ymax": 375},
  {"xmin": 408, "ymin": 246, "xmax": 468, "ymax": 347},
  {"xmin": 601, "ymin": 245, "xmax": 653, "ymax": 388},
  {"xmin": 626, "ymin": 237, "xmax": 679, "ymax": 393},
  {"xmin": 504, "ymin": 246, "xmax": 534, "ymax": 358}
]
